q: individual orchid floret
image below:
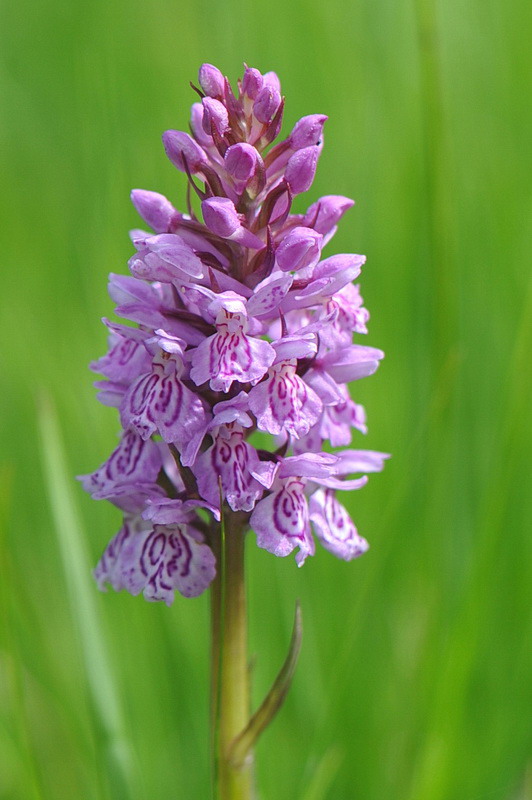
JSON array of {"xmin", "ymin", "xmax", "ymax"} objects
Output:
[
  {"xmin": 189, "ymin": 292, "xmax": 275, "ymax": 391},
  {"xmin": 94, "ymin": 514, "xmax": 216, "ymax": 605},
  {"xmin": 194, "ymin": 423, "xmax": 264, "ymax": 513},
  {"xmin": 323, "ymin": 283, "xmax": 370, "ymax": 344},
  {"xmin": 280, "ymin": 253, "xmax": 364, "ymax": 313},
  {"xmin": 78, "ymin": 429, "xmax": 162, "ymax": 512},
  {"xmin": 90, "ymin": 319, "xmax": 151, "ymax": 385},
  {"xmin": 248, "ymin": 357, "xmax": 322, "ymax": 438},
  {"xmin": 129, "ymin": 233, "xmax": 205, "ymax": 284},
  {"xmin": 201, "ymin": 196, "xmax": 244, "ymax": 237},
  {"xmin": 318, "ymin": 343, "xmax": 384, "ymax": 383},
  {"xmin": 208, "ymin": 392, "xmax": 254, "ymax": 430},
  {"xmin": 121, "ymin": 348, "xmax": 209, "ymax": 465},
  {"xmin": 245, "ymin": 272, "xmax": 294, "ymax": 319},
  {"xmin": 251, "ymin": 475, "xmax": 315, "ymax": 566},
  {"xmin": 250, "ymin": 451, "xmax": 380, "ymax": 565},
  {"xmin": 309, "ymin": 489, "xmax": 369, "ymax": 561}
]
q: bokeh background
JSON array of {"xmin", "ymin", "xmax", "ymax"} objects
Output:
[{"xmin": 1, "ymin": 0, "xmax": 531, "ymax": 797}]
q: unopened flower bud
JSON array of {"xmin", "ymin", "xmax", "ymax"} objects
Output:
[
  {"xmin": 198, "ymin": 63, "xmax": 225, "ymax": 98},
  {"xmin": 224, "ymin": 143, "xmax": 259, "ymax": 183},
  {"xmin": 276, "ymin": 226, "xmax": 323, "ymax": 272},
  {"xmin": 202, "ymin": 197, "xmax": 240, "ymax": 236},
  {"xmin": 201, "ymin": 197, "xmax": 265, "ymax": 249},
  {"xmin": 242, "ymin": 67, "xmax": 263, "ymax": 100},
  {"xmin": 262, "ymin": 71, "xmax": 281, "ymax": 93},
  {"xmin": 290, "ymin": 114, "xmax": 328, "ymax": 150},
  {"xmin": 304, "ymin": 195, "xmax": 355, "ymax": 235},
  {"xmin": 202, "ymin": 97, "xmax": 229, "ymax": 137},
  {"xmin": 130, "ymin": 189, "xmax": 176, "ymax": 233},
  {"xmin": 285, "ymin": 145, "xmax": 320, "ymax": 194},
  {"xmin": 190, "ymin": 102, "xmax": 214, "ymax": 147},
  {"xmin": 253, "ymin": 85, "xmax": 281, "ymax": 124},
  {"xmin": 162, "ymin": 130, "xmax": 208, "ymax": 173}
]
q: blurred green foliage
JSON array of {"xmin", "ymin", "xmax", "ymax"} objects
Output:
[{"xmin": 1, "ymin": 0, "xmax": 531, "ymax": 797}]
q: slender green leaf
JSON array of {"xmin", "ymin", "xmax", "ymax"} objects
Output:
[{"xmin": 229, "ymin": 601, "xmax": 302, "ymax": 769}]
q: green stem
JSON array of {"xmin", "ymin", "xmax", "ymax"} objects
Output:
[{"xmin": 211, "ymin": 511, "xmax": 253, "ymax": 800}]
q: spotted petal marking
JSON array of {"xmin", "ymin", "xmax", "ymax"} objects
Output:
[
  {"xmin": 95, "ymin": 518, "xmax": 216, "ymax": 604},
  {"xmin": 78, "ymin": 429, "xmax": 161, "ymax": 496},
  {"xmin": 249, "ymin": 360, "xmax": 322, "ymax": 438},
  {"xmin": 121, "ymin": 358, "xmax": 208, "ymax": 463},
  {"xmin": 251, "ymin": 477, "xmax": 315, "ymax": 565},
  {"xmin": 91, "ymin": 334, "xmax": 151, "ymax": 385},
  {"xmin": 190, "ymin": 310, "xmax": 275, "ymax": 391},
  {"xmin": 194, "ymin": 428, "xmax": 264, "ymax": 512},
  {"xmin": 124, "ymin": 524, "xmax": 216, "ymax": 603},
  {"xmin": 94, "ymin": 515, "xmax": 149, "ymax": 592},
  {"xmin": 309, "ymin": 489, "xmax": 368, "ymax": 560}
]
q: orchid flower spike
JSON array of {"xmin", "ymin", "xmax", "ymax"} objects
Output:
[{"xmin": 81, "ymin": 62, "xmax": 388, "ymax": 607}]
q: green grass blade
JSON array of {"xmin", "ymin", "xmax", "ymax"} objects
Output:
[{"xmin": 36, "ymin": 393, "xmax": 137, "ymax": 800}]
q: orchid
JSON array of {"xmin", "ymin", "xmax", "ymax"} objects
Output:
[{"xmin": 80, "ymin": 62, "xmax": 388, "ymax": 800}]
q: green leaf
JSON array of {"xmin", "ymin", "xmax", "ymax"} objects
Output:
[{"xmin": 228, "ymin": 600, "xmax": 303, "ymax": 769}]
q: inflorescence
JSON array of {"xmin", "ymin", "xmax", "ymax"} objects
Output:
[{"xmin": 79, "ymin": 63, "xmax": 389, "ymax": 606}]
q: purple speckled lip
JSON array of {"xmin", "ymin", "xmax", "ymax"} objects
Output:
[{"xmin": 80, "ymin": 62, "xmax": 389, "ymax": 605}]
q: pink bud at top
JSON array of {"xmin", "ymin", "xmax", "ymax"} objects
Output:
[
  {"xmin": 242, "ymin": 67, "xmax": 263, "ymax": 100},
  {"xmin": 190, "ymin": 103, "xmax": 214, "ymax": 147},
  {"xmin": 253, "ymin": 85, "xmax": 282, "ymax": 124},
  {"xmin": 285, "ymin": 146, "xmax": 320, "ymax": 194},
  {"xmin": 202, "ymin": 97, "xmax": 229, "ymax": 137},
  {"xmin": 130, "ymin": 189, "xmax": 176, "ymax": 233},
  {"xmin": 201, "ymin": 197, "xmax": 265, "ymax": 249},
  {"xmin": 202, "ymin": 197, "xmax": 241, "ymax": 237},
  {"xmin": 275, "ymin": 226, "xmax": 323, "ymax": 272},
  {"xmin": 290, "ymin": 114, "xmax": 328, "ymax": 150},
  {"xmin": 162, "ymin": 130, "xmax": 208, "ymax": 173},
  {"xmin": 198, "ymin": 63, "xmax": 225, "ymax": 98},
  {"xmin": 224, "ymin": 143, "xmax": 259, "ymax": 183},
  {"xmin": 303, "ymin": 195, "xmax": 355, "ymax": 235},
  {"xmin": 262, "ymin": 71, "xmax": 281, "ymax": 93}
]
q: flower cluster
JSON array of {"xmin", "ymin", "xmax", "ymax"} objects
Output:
[{"xmin": 80, "ymin": 63, "xmax": 388, "ymax": 606}]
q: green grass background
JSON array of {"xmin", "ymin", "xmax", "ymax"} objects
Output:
[{"xmin": 1, "ymin": 0, "xmax": 531, "ymax": 797}]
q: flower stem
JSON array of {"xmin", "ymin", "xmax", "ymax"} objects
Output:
[{"xmin": 211, "ymin": 511, "xmax": 253, "ymax": 800}]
